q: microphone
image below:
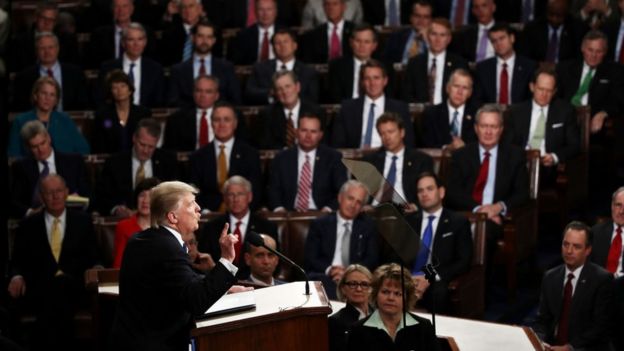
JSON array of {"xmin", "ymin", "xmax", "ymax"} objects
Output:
[{"xmin": 247, "ymin": 231, "xmax": 311, "ymax": 296}]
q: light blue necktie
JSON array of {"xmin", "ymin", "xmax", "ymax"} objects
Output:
[
  {"xmin": 386, "ymin": 155, "xmax": 398, "ymax": 187},
  {"xmin": 363, "ymin": 103, "xmax": 376, "ymax": 147},
  {"xmin": 413, "ymin": 215, "xmax": 435, "ymax": 275},
  {"xmin": 388, "ymin": 0, "xmax": 399, "ymax": 26},
  {"xmin": 450, "ymin": 110, "xmax": 460, "ymax": 137},
  {"xmin": 183, "ymin": 33, "xmax": 193, "ymax": 62}
]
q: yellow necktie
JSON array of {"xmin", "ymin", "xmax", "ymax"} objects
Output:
[
  {"xmin": 135, "ymin": 160, "xmax": 145, "ymax": 187},
  {"xmin": 51, "ymin": 217, "xmax": 62, "ymax": 262}
]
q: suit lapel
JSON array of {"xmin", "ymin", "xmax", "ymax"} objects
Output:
[
  {"xmin": 432, "ymin": 210, "xmax": 451, "ymax": 254},
  {"xmin": 551, "ymin": 266, "xmax": 566, "ymax": 319},
  {"xmin": 353, "ymin": 98, "xmax": 365, "ymax": 143},
  {"xmin": 229, "ymin": 140, "xmax": 242, "ymax": 176},
  {"xmin": 512, "ymin": 59, "xmax": 525, "ymax": 102},
  {"xmin": 519, "ymin": 102, "xmax": 533, "ymax": 146}
]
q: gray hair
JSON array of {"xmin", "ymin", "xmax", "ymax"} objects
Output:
[
  {"xmin": 122, "ymin": 22, "xmax": 146, "ymax": 40},
  {"xmin": 222, "ymin": 175, "xmax": 253, "ymax": 194},
  {"xmin": 34, "ymin": 31, "xmax": 59, "ymax": 48},
  {"xmin": 339, "ymin": 180, "xmax": 370, "ymax": 202},
  {"xmin": 272, "ymin": 69, "xmax": 299, "ymax": 87},
  {"xmin": 613, "ymin": 186, "xmax": 624, "ymax": 201},
  {"xmin": 475, "ymin": 103, "xmax": 504, "ymax": 125},
  {"xmin": 20, "ymin": 120, "xmax": 49, "ymax": 143}
]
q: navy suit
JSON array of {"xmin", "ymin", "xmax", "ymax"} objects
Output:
[
  {"xmin": 402, "ymin": 51, "xmax": 469, "ymax": 103},
  {"xmin": 168, "ymin": 57, "xmax": 242, "ymax": 108},
  {"xmin": 473, "ymin": 55, "xmax": 537, "ymax": 105},
  {"xmin": 257, "ymin": 99, "xmax": 325, "ymax": 149},
  {"xmin": 188, "ymin": 139, "xmax": 262, "ymax": 212},
  {"xmin": 98, "ymin": 57, "xmax": 166, "ymax": 108},
  {"xmin": 268, "ymin": 145, "xmax": 347, "ymax": 210},
  {"xmin": 88, "ymin": 25, "xmax": 158, "ymax": 68},
  {"xmin": 518, "ymin": 18, "xmax": 587, "ymax": 63},
  {"xmin": 331, "ymin": 96, "xmax": 415, "ymax": 148},
  {"xmin": 300, "ymin": 21, "xmax": 354, "ymax": 63},
  {"xmin": 326, "ymin": 56, "xmax": 394, "ymax": 103},
  {"xmin": 244, "ymin": 59, "xmax": 319, "ymax": 105},
  {"xmin": 228, "ymin": 24, "xmax": 286, "ymax": 65},
  {"xmin": 421, "ymin": 102, "xmax": 478, "ymax": 148},
  {"xmin": 92, "ymin": 104, "xmax": 152, "ymax": 154}
]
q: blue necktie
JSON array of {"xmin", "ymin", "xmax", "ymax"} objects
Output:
[
  {"xmin": 363, "ymin": 103, "xmax": 376, "ymax": 147},
  {"xmin": 451, "ymin": 110, "xmax": 460, "ymax": 137},
  {"xmin": 386, "ymin": 155, "xmax": 398, "ymax": 187},
  {"xmin": 413, "ymin": 215, "xmax": 435, "ymax": 275},
  {"xmin": 32, "ymin": 160, "xmax": 50, "ymax": 207},
  {"xmin": 388, "ymin": 0, "xmax": 399, "ymax": 26},
  {"xmin": 128, "ymin": 63, "xmax": 135, "ymax": 84},
  {"xmin": 183, "ymin": 33, "xmax": 193, "ymax": 62}
]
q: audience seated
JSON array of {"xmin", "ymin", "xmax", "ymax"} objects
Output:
[
  {"xmin": 245, "ymin": 28, "xmax": 319, "ymax": 105},
  {"xmin": 300, "ymin": 0, "xmax": 355, "ymax": 64},
  {"xmin": 188, "ymin": 102, "xmax": 262, "ymax": 211},
  {"xmin": 198, "ymin": 175, "xmax": 278, "ymax": 279},
  {"xmin": 92, "ymin": 69, "xmax": 152, "ymax": 154},
  {"xmin": 159, "ymin": 0, "xmax": 205, "ymax": 66},
  {"xmin": 332, "ymin": 60, "xmax": 414, "ymax": 148},
  {"xmin": 8, "ymin": 76, "xmax": 90, "ymax": 158},
  {"xmin": 8, "ymin": 174, "xmax": 98, "ymax": 350},
  {"xmin": 571, "ymin": 0, "xmax": 618, "ymax": 29},
  {"xmin": 94, "ymin": 118, "xmax": 177, "ymax": 217},
  {"xmin": 304, "ymin": 180, "xmax": 379, "ymax": 299},
  {"xmin": 242, "ymin": 234, "xmax": 285, "ymax": 286},
  {"xmin": 301, "ymin": 0, "xmax": 363, "ymax": 31},
  {"xmin": 209, "ymin": 0, "xmax": 299, "ymax": 29},
  {"xmin": 384, "ymin": 0, "xmax": 433, "ymax": 65},
  {"xmin": 494, "ymin": 0, "xmax": 546, "ymax": 23},
  {"xmin": 451, "ymin": 0, "xmax": 497, "ymax": 63},
  {"xmin": 360, "ymin": 0, "xmax": 413, "ymax": 26},
  {"xmin": 257, "ymin": 70, "xmax": 324, "ymax": 149},
  {"xmin": 268, "ymin": 114, "xmax": 347, "ymax": 211},
  {"xmin": 590, "ymin": 186, "xmax": 624, "ymax": 276},
  {"xmin": 186, "ymin": 232, "xmax": 216, "ymax": 273},
  {"xmin": 422, "ymin": 68, "xmax": 478, "ymax": 149},
  {"xmin": 168, "ymin": 19, "xmax": 241, "ymax": 107},
  {"xmin": 10, "ymin": 120, "xmax": 90, "ymax": 219},
  {"xmin": 402, "ymin": 18, "xmax": 468, "ymax": 104}
]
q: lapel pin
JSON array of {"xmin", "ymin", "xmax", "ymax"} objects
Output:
[
  {"xmin": 447, "ymin": 62, "xmax": 452, "ymax": 67},
  {"xmin": 466, "ymin": 115, "xmax": 472, "ymax": 120},
  {"xmin": 316, "ymin": 156, "xmax": 320, "ymax": 161},
  {"xmin": 407, "ymin": 161, "xmax": 412, "ymax": 167},
  {"xmin": 236, "ymin": 154, "xmax": 240, "ymax": 159}
]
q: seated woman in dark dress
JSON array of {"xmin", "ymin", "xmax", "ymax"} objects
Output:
[
  {"xmin": 329, "ymin": 264, "xmax": 373, "ymax": 351},
  {"xmin": 92, "ymin": 69, "xmax": 151, "ymax": 154},
  {"xmin": 347, "ymin": 263, "xmax": 439, "ymax": 351}
]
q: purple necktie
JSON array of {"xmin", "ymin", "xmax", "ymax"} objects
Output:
[
  {"xmin": 476, "ymin": 29, "xmax": 489, "ymax": 62},
  {"xmin": 546, "ymin": 28, "xmax": 559, "ymax": 63}
]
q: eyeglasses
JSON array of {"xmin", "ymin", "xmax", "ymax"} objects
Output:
[{"xmin": 344, "ymin": 281, "xmax": 371, "ymax": 289}]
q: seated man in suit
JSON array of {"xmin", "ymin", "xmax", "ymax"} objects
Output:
[
  {"xmin": 402, "ymin": 18, "xmax": 468, "ymax": 104},
  {"xmin": 98, "ymin": 22, "xmax": 165, "ymax": 108},
  {"xmin": 384, "ymin": 0, "xmax": 433, "ymax": 65},
  {"xmin": 300, "ymin": 0, "xmax": 355, "ymax": 63},
  {"xmin": 473, "ymin": 22, "xmax": 537, "ymax": 106},
  {"xmin": 332, "ymin": 59, "xmax": 415, "ymax": 148},
  {"xmin": 95, "ymin": 118, "xmax": 178, "ymax": 217},
  {"xmin": 243, "ymin": 234, "xmax": 285, "ymax": 286},
  {"xmin": 198, "ymin": 175, "xmax": 278, "ymax": 279},
  {"xmin": 451, "ymin": 0, "xmax": 496, "ymax": 63},
  {"xmin": 361, "ymin": 0, "xmax": 412, "ymax": 26},
  {"xmin": 301, "ymin": 0, "xmax": 363, "ymax": 31},
  {"xmin": 422, "ymin": 68, "xmax": 478, "ymax": 150},
  {"xmin": 168, "ymin": 18, "xmax": 241, "ymax": 107},
  {"xmin": 245, "ymin": 28, "xmax": 319, "ymax": 105},
  {"xmin": 403, "ymin": 172, "xmax": 473, "ymax": 314},
  {"xmin": 8, "ymin": 174, "xmax": 98, "ymax": 350},
  {"xmin": 269, "ymin": 113, "xmax": 347, "ymax": 211},
  {"xmin": 12, "ymin": 32, "xmax": 87, "ymax": 112},
  {"xmin": 257, "ymin": 70, "xmax": 324, "ymax": 149},
  {"xmin": 229, "ymin": 0, "xmax": 284, "ymax": 65},
  {"xmin": 362, "ymin": 112, "xmax": 433, "ymax": 209},
  {"xmin": 602, "ymin": 0, "xmax": 624, "ymax": 62},
  {"xmin": 159, "ymin": 0, "xmax": 205, "ymax": 66},
  {"xmin": 534, "ymin": 221, "xmax": 613, "ymax": 350},
  {"xmin": 10, "ymin": 120, "xmax": 90, "ymax": 219},
  {"xmin": 304, "ymin": 180, "xmax": 380, "ymax": 299},
  {"xmin": 591, "ymin": 186, "xmax": 624, "ymax": 277},
  {"xmin": 189, "ymin": 102, "xmax": 262, "ymax": 212},
  {"xmin": 505, "ymin": 68, "xmax": 580, "ymax": 185}
]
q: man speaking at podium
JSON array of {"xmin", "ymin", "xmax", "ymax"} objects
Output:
[{"xmin": 110, "ymin": 181, "xmax": 241, "ymax": 351}]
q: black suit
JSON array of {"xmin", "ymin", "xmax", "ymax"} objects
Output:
[
  {"xmin": 421, "ymin": 102, "xmax": 478, "ymax": 148},
  {"xmin": 98, "ymin": 57, "xmax": 166, "ymax": 108},
  {"xmin": 109, "ymin": 227, "xmax": 236, "ymax": 351},
  {"xmin": 446, "ymin": 142, "xmax": 530, "ymax": 211},
  {"xmin": 92, "ymin": 104, "xmax": 152, "ymax": 154},
  {"xmin": 518, "ymin": 18, "xmax": 587, "ymax": 63},
  {"xmin": 384, "ymin": 28, "xmax": 427, "ymax": 64},
  {"xmin": 329, "ymin": 303, "xmax": 369, "ymax": 351},
  {"xmin": 94, "ymin": 149, "xmax": 178, "ymax": 214},
  {"xmin": 208, "ymin": 0, "xmax": 299, "ymax": 28},
  {"xmin": 228, "ymin": 24, "xmax": 286, "ymax": 65},
  {"xmin": 347, "ymin": 312, "xmax": 439, "ymax": 351},
  {"xmin": 327, "ymin": 56, "xmax": 394, "ymax": 103},
  {"xmin": 9, "ymin": 29, "xmax": 80, "ymax": 73},
  {"xmin": 402, "ymin": 51, "xmax": 469, "ymax": 103},
  {"xmin": 268, "ymin": 145, "xmax": 347, "ymax": 210},
  {"xmin": 361, "ymin": 148, "xmax": 434, "ymax": 205},
  {"xmin": 198, "ymin": 213, "xmax": 278, "ymax": 279},
  {"xmin": 10, "ymin": 152, "xmax": 91, "ymax": 218},
  {"xmin": 602, "ymin": 19, "xmax": 624, "ymax": 62},
  {"xmin": 473, "ymin": 55, "xmax": 537, "ymax": 105},
  {"xmin": 450, "ymin": 24, "xmax": 484, "ymax": 63},
  {"xmin": 331, "ymin": 96, "xmax": 415, "ymax": 148},
  {"xmin": 88, "ymin": 25, "xmax": 158, "ymax": 68},
  {"xmin": 533, "ymin": 262, "xmax": 613, "ymax": 350},
  {"xmin": 257, "ymin": 99, "xmax": 324, "ymax": 149},
  {"xmin": 12, "ymin": 63, "xmax": 88, "ymax": 112},
  {"xmin": 244, "ymin": 59, "xmax": 319, "ymax": 105},
  {"xmin": 360, "ymin": 0, "xmax": 413, "ymax": 25},
  {"xmin": 494, "ymin": 0, "xmax": 547, "ymax": 23},
  {"xmin": 188, "ymin": 139, "xmax": 262, "ymax": 212},
  {"xmin": 168, "ymin": 57, "xmax": 242, "ymax": 107},
  {"xmin": 300, "ymin": 21, "xmax": 354, "ymax": 64},
  {"xmin": 591, "ymin": 220, "xmax": 621, "ymax": 271},
  {"xmin": 158, "ymin": 18, "xmax": 224, "ymax": 66}
]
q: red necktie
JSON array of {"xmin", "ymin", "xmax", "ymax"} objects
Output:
[
  {"xmin": 47, "ymin": 68, "xmax": 53, "ymax": 78},
  {"xmin": 246, "ymin": 0, "xmax": 256, "ymax": 27},
  {"xmin": 556, "ymin": 273, "xmax": 574, "ymax": 345},
  {"xmin": 499, "ymin": 62, "xmax": 509, "ymax": 104},
  {"xmin": 198, "ymin": 110, "xmax": 209, "ymax": 147},
  {"xmin": 260, "ymin": 31, "xmax": 269, "ymax": 61},
  {"xmin": 454, "ymin": 0, "xmax": 466, "ymax": 28},
  {"xmin": 606, "ymin": 226, "xmax": 622, "ymax": 273},
  {"xmin": 329, "ymin": 24, "xmax": 341, "ymax": 60},
  {"xmin": 233, "ymin": 221, "xmax": 243, "ymax": 264},
  {"xmin": 199, "ymin": 58, "xmax": 206, "ymax": 76},
  {"xmin": 472, "ymin": 151, "xmax": 490, "ymax": 205},
  {"xmin": 295, "ymin": 155, "xmax": 312, "ymax": 211}
]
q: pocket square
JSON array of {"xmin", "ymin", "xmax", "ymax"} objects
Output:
[
  {"xmin": 551, "ymin": 123, "xmax": 564, "ymax": 128},
  {"xmin": 599, "ymin": 79, "xmax": 609, "ymax": 84},
  {"xmin": 441, "ymin": 232, "xmax": 454, "ymax": 238}
]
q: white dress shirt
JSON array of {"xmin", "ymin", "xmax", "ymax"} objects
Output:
[
  {"xmin": 122, "ymin": 55, "xmax": 142, "ymax": 105},
  {"xmin": 229, "ymin": 211, "xmax": 250, "ymax": 242},
  {"xmin": 382, "ymin": 147, "xmax": 406, "ymax": 200},
  {"xmin": 420, "ymin": 207, "xmax": 444, "ymax": 264},
  {"xmin": 276, "ymin": 58, "xmax": 295, "ymax": 71},
  {"xmin": 283, "ymin": 100, "xmax": 302, "ymax": 129},
  {"xmin": 326, "ymin": 19, "xmax": 345, "ymax": 52},
  {"xmin": 39, "ymin": 150, "xmax": 57, "ymax": 174},
  {"xmin": 446, "ymin": 102, "xmax": 466, "ymax": 137},
  {"xmin": 361, "ymin": 95, "xmax": 386, "ymax": 148},
  {"xmin": 428, "ymin": 50, "xmax": 446, "ymax": 104},
  {"xmin": 213, "ymin": 137, "xmax": 235, "ymax": 171},
  {"xmin": 563, "ymin": 265, "xmax": 583, "ymax": 295},
  {"xmin": 352, "ymin": 57, "xmax": 365, "ymax": 98},
  {"xmin": 258, "ymin": 25, "xmax": 276, "ymax": 60},
  {"xmin": 610, "ymin": 223, "xmax": 624, "ymax": 277},
  {"xmin": 528, "ymin": 100, "xmax": 550, "ymax": 156},
  {"xmin": 496, "ymin": 54, "xmax": 516, "ymax": 101},
  {"xmin": 193, "ymin": 53, "xmax": 212, "ymax": 78}
]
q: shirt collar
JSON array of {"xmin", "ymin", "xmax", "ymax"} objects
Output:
[
  {"xmin": 479, "ymin": 20, "xmax": 495, "ymax": 30},
  {"xmin": 385, "ymin": 146, "xmax": 405, "ymax": 158},
  {"xmin": 45, "ymin": 209, "xmax": 67, "ymax": 223},
  {"xmin": 229, "ymin": 210, "xmax": 250, "ymax": 227},
  {"xmin": 249, "ymin": 274, "xmax": 274, "ymax": 286},
  {"xmin": 162, "ymin": 225, "xmax": 185, "ymax": 248},
  {"xmin": 214, "ymin": 136, "xmax": 235, "ymax": 150},
  {"xmin": 364, "ymin": 94, "xmax": 385, "ymax": 105},
  {"xmin": 123, "ymin": 54, "xmax": 142, "ymax": 65},
  {"xmin": 565, "ymin": 264, "xmax": 584, "ymax": 279},
  {"xmin": 447, "ymin": 101, "xmax": 466, "ymax": 114},
  {"xmin": 277, "ymin": 58, "xmax": 295, "ymax": 71},
  {"xmin": 478, "ymin": 143, "xmax": 498, "ymax": 156},
  {"xmin": 363, "ymin": 310, "xmax": 420, "ymax": 334},
  {"xmin": 297, "ymin": 146, "xmax": 317, "ymax": 160},
  {"xmin": 329, "ymin": 19, "xmax": 345, "ymax": 31},
  {"xmin": 422, "ymin": 207, "xmax": 443, "ymax": 218},
  {"xmin": 497, "ymin": 53, "xmax": 516, "ymax": 65},
  {"xmin": 531, "ymin": 99, "xmax": 549, "ymax": 112}
]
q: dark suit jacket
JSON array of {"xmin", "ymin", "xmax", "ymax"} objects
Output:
[
  {"xmin": 9, "ymin": 29, "xmax": 80, "ymax": 72},
  {"xmin": 304, "ymin": 213, "xmax": 379, "ymax": 273},
  {"xmin": 300, "ymin": 21, "xmax": 354, "ymax": 63},
  {"xmin": 12, "ymin": 63, "xmax": 88, "ymax": 112},
  {"xmin": 257, "ymin": 99, "xmax": 325, "ymax": 149},
  {"xmin": 188, "ymin": 139, "xmax": 262, "ymax": 211},
  {"xmin": 591, "ymin": 220, "xmax": 619, "ymax": 270},
  {"xmin": 533, "ymin": 262, "xmax": 613, "ymax": 350},
  {"xmin": 158, "ymin": 17, "xmax": 224, "ymax": 66},
  {"xmin": 422, "ymin": 102, "xmax": 478, "ymax": 148},
  {"xmin": 228, "ymin": 24, "xmax": 286, "ymax": 65},
  {"xmin": 327, "ymin": 55, "xmax": 394, "ymax": 103},
  {"xmin": 473, "ymin": 55, "xmax": 537, "ymax": 105},
  {"xmin": 602, "ymin": 18, "xmax": 624, "ymax": 62},
  {"xmin": 10, "ymin": 151, "xmax": 91, "ymax": 218},
  {"xmin": 331, "ymin": 96, "xmax": 415, "ymax": 148},
  {"xmin": 361, "ymin": 148, "xmax": 434, "ymax": 204},
  {"xmin": 402, "ymin": 51, "xmax": 469, "ymax": 103},
  {"xmin": 556, "ymin": 59, "xmax": 623, "ymax": 117},
  {"xmin": 98, "ymin": 57, "xmax": 166, "ymax": 108},
  {"xmin": 92, "ymin": 104, "xmax": 152, "ymax": 154},
  {"xmin": 198, "ymin": 213, "xmax": 278, "ymax": 279},
  {"xmin": 361, "ymin": 0, "xmax": 413, "ymax": 25},
  {"xmin": 347, "ymin": 312, "xmax": 439, "ymax": 351},
  {"xmin": 95, "ymin": 149, "xmax": 178, "ymax": 214},
  {"xmin": 167, "ymin": 57, "xmax": 242, "ymax": 107},
  {"xmin": 10, "ymin": 210, "xmax": 97, "ymax": 296},
  {"xmin": 329, "ymin": 303, "xmax": 370, "ymax": 351},
  {"xmin": 268, "ymin": 145, "xmax": 347, "ymax": 210},
  {"xmin": 209, "ymin": 0, "xmax": 299, "ymax": 28},
  {"xmin": 384, "ymin": 27, "xmax": 427, "ymax": 64},
  {"xmin": 505, "ymin": 99, "xmax": 580, "ymax": 163},
  {"xmin": 88, "ymin": 24, "xmax": 158, "ymax": 68},
  {"xmin": 450, "ymin": 24, "xmax": 482, "ymax": 63},
  {"xmin": 494, "ymin": 0, "xmax": 546, "ymax": 23},
  {"xmin": 518, "ymin": 18, "xmax": 587, "ymax": 63},
  {"xmin": 244, "ymin": 59, "xmax": 319, "ymax": 105},
  {"xmin": 109, "ymin": 226, "xmax": 236, "ymax": 351},
  {"xmin": 446, "ymin": 142, "xmax": 530, "ymax": 211}
]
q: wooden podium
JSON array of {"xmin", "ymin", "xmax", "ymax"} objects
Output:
[{"xmin": 192, "ymin": 281, "xmax": 332, "ymax": 351}]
